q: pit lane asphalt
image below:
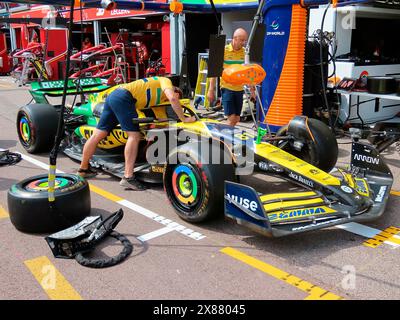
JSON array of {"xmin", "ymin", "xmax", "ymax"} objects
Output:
[{"xmin": 1, "ymin": 76, "xmax": 400, "ymax": 300}]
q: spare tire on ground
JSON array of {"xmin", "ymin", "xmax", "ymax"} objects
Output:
[{"xmin": 8, "ymin": 173, "xmax": 91, "ymax": 233}]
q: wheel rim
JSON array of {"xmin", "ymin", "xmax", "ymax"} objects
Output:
[
  {"xmin": 25, "ymin": 177, "xmax": 73, "ymax": 192},
  {"xmin": 171, "ymin": 164, "xmax": 200, "ymax": 210},
  {"xmin": 19, "ymin": 116, "xmax": 31, "ymax": 145}
]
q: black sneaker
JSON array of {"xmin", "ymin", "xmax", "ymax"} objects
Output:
[
  {"xmin": 119, "ymin": 176, "xmax": 147, "ymax": 191},
  {"xmin": 77, "ymin": 167, "xmax": 98, "ymax": 179}
]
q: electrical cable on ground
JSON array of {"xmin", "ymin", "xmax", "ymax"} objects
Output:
[
  {"xmin": 75, "ymin": 231, "xmax": 133, "ymax": 268},
  {"xmin": 0, "ymin": 149, "xmax": 22, "ymax": 166}
]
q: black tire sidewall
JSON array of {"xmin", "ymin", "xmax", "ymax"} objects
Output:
[
  {"xmin": 16, "ymin": 104, "xmax": 59, "ymax": 153},
  {"xmin": 275, "ymin": 120, "xmax": 338, "ymax": 172},
  {"xmin": 164, "ymin": 161, "xmax": 209, "ymax": 223},
  {"xmin": 307, "ymin": 118, "xmax": 338, "ymax": 172},
  {"xmin": 164, "ymin": 147, "xmax": 235, "ymax": 223},
  {"xmin": 8, "ymin": 174, "xmax": 91, "ymax": 233}
]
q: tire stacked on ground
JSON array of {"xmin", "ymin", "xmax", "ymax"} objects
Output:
[
  {"xmin": 8, "ymin": 174, "xmax": 91, "ymax": 233},
  {"xmin": 13, "ymin": 104, "xmax": 91, "ymax": 233}
]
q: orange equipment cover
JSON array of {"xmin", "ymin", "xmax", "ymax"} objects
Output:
[{"xmin": 222, "ymin": 63, "xmax": 266, "ymax": 86}]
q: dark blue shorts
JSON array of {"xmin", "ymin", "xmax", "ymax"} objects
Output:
[
  {"xmin": 221, "ymin": 88, "xmax": 244, "ymax": 116},
  {"xmin": 96, "ymin": 88, "xmax": 139, "ymax": 132}
]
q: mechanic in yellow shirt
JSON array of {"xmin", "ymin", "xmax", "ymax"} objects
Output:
[
  {"xmin": 78, "ymin": 77, "xmax": 196, "ymax": 190},
  {"xmin": 207, "ymin": 28, "xmax": 247, "ymax": 127}
]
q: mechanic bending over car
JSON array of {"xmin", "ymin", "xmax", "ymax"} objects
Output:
[{"xmin": 77, "ymin": 77, "xmax": 196, "ymax": 190}]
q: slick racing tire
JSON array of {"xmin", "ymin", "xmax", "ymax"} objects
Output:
[
  {"xmin": 8, "ymin": 174, "xmax": 91, "ymax": 233},
  {"xmin": 164, "ymin": 143, "xmax": 236, "ymax": 223},
  {"xmin": 275, "ymin": 117, "xmax": 338, "ymax": 173},
  {"xmin": 17, "ymin": 104, "xmax": 60, "ymax": 153}
]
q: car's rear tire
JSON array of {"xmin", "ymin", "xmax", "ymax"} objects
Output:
[
  {"xmin": 8, "ymin": 174, "xmax": 91, "ymax": 233},
  {"xmin": 16, "ymin": 104, "xmax": 60, "ymax": 153},
  {"xmin": 164, "ymin": 143, "xmax": 236, "ymax": 223},
  {"xmin": 275, "ymin": 117, "xmax": 338, "ymax": 172}
]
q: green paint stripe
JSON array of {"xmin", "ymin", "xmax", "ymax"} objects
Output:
[
  {"xmin": 156, "ymin": 88, "xmax": 162, "ymax": 105},
  {"xmin": 224, "ymin": 60, "xmax": 244, "ymax": 65}
]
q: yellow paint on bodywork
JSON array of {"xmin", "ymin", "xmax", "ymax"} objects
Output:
[
  {"xmin": 79, "ymin": 125, "xmax": 129, "ymax": 149},
  {"xmin": 267, "ymin": 206, "xmax": 337, "ymax": 223},
  {"xmin": 260, "ymin": 191, "xmax": 317, "ymax": 202},
  {"xmin": 254, "ymin": 143, "xmax": 341, "ymax": 186},
  {"xmin": 337, "ymin": 169, "xmax": 356, "ymax": 188},
  {"xmin": 173, "ymin": 120, "xmax": 213, "ymax": 137},
  {"xmin": 263, "ymin": 198, "xmax": 326, "ymax": 212},
  {"xmin": 354, "ymin": 178, "xmax": 370, "ymax": 197},
  {"xmin": 338, "ymin": 169, "xmax": 369, "ymax": 197}
]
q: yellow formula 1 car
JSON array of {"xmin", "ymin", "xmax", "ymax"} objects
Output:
[{"xmin": 15, "ymin": 77, "xmax": 393, "ymax": 237}]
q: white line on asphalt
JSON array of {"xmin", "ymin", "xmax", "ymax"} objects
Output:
[
  {"xmin": 335, "ymin": 223, "xmax": 381, "ymax": 238},
  {"xmin": 19, "ymin": 152, "xmax": 206, "ymax": 241},
  {"xmin": 118, "ymin": 199, "xmax": 159, "ymax": 220},
  {"xmin": 336, "ymin": 223, "xmax": 400, "ymax": 248},
  {"xmin": 137, "ymin": 227, "xmax": 175, "ymax": 242},
  {"xmin": 20, "ymin": 153, "xmax": 60, "ymax": 172}
]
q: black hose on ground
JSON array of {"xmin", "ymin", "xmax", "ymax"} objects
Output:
[
  {"xmin": 0, "ymin": 149, "xmax": 22, "ymax": 166},
  {"xmin": 75, "ymin": 231, "xmax": 133, "ymax": 268}
]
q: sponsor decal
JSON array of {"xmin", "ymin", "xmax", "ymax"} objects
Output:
[
  {"xmin": 341, "ymin": 185, "xmax": 353, "ymax": 194},
  {"xmin": 226, "ymin": 194, "xmax": 258, "ymax": 212},
  {"xmin": 288, "ymin": 172, "xmax": 314, "ymax": 188},
  {"xmin": 292, "ymin": 218, "xmax": 343, "ymax": 231},
  {"xmin": 267, "ymin": 31, "xmax": 286, "ymax": 36},
  {"xmin": 269, "ymin": 207, "xmax": 328, "ymax": 222},
  {"xmin": 271, "ymin": 20, "xmax": 280, "ymax": 30},
  {"xmin": 355, "ymin": 178, "xmax": 368, "ymax": 195},
  {"xmin": 267, "ymin": 18, "xmax": 285, "ymax": 36},
  {"xmin": 96, "ymin": 8, "xmax": 105, "ymax": 16},
  {"xmin": 151, "ymin": 165, "xmax": 164, "ymax": 173},
  {"xmin": 375, "ymin": 186, "xmax": 387, "ymax": 203},
  {"xmin": 309, "ymin": 169, "xmax": 320, "ymax": 175},
  {"xmin": 258, "ymin": 161, "xmax": 269, "ymax": 172},
  {"xmin": 110, "ymin": 9, "xmax": 131, "ymax": 16},
  {"xmin": 353, "ymin": 153, "xmax": 380, "ymax": 165},
  {"xmin": 360, "ymin": 71, "xmax": 369, "ymax": 79}
]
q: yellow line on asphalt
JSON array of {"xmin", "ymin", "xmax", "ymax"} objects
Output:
[
  {"xmin": 221, "ymin": 247, "xmax": 342, "ymax": 300},
  {"xmin": 89, "ymin": 183, "xmax": 124, "ymax": 202},
  {"xmin": 0, "ymin": 206, "xmax": 9, "ymax": 218},
  {"xmin": 363, "ymin": 226, "xmax": 400, "ymax": 248},
  {"xmin": 24, "ymin": 256, "xmax": 82, "ymax": 300}
]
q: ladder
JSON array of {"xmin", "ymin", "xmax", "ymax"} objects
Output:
[
  {"xmin": 194, "ymin": 53, "xmax": 216, "ymax": 109},
  {"xmin": 17, "ymin": 53, "xmax": 34, "ymax": 86}
]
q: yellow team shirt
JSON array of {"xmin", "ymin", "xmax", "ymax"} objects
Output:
[
  {"xmin": 220, "ymin": 43, "xmax": 245, "ymax": 91},
  {"xmin": 119, "ymin": 76, "xmax": 174, "ymax": 109}
]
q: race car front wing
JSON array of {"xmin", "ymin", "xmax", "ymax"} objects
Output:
[{"xmin": 224, "ymin": 141, "xmax": 393, "ymax": 237}]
